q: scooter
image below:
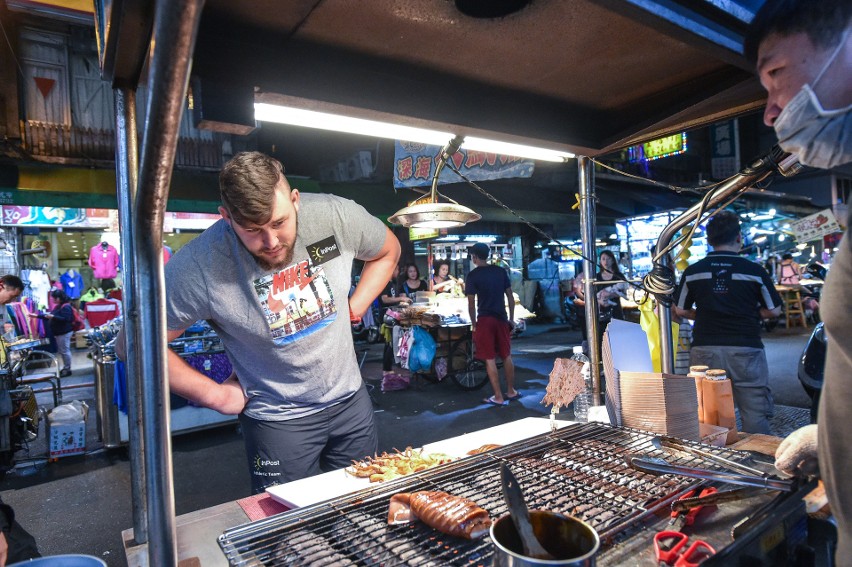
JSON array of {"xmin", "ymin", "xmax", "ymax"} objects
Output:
[{"xmin": 798, "ymin": 322, "xmax": 825, "ymax": 424}]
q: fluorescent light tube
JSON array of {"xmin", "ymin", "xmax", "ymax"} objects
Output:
[
  {"xmin": 255, "ymin": 102, "xmax": 574, "ymax": 162},
  {"xmin": 463, "ymin": 136, "xmax": 574, "ymax": 162},
  {"xmin": 255, "ymin": 103, "xmax": 452, "ymax": 146}
]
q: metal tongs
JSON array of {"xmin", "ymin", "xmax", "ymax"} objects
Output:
[
  {"xmin": 625, "ymin": 454, "xmax": 796, "ymax": 492},
  {"xmin": 651, "ymin": 436, "xmax": 778, "ymax": 477}
]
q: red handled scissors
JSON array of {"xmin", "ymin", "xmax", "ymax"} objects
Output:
[{"xmin": 654, "ymin": 530, "xmax": 716, "ymax": 567}]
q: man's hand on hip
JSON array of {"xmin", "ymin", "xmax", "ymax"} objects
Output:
[{"xmin": 211, "ymin": 374, "xmax": 248, "ymax": 415}]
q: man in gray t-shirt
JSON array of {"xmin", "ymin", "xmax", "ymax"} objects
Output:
[{"xmin": 164, "ymin": 152, "xmax": 400, "ymax": 492}]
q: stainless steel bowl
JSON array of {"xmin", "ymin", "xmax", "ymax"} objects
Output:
[{"xmin": 490, "ymin": 510, "xmax": 600, "ymax": 566}]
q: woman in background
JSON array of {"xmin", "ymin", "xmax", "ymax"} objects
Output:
[
  {"xmin": 400, "ymin": 263, "xmax": 425, "ymax": 299},
  {"xmin": 29, "ymin": 289, "xmax": 74, "ymax": 377},
  {"xmin": 596, "ymin": 250, "xmax": 627, "ymax": 324},
  {"xmin": 432, "ymin": 260, "xmax": 464, "ymax": 295}
]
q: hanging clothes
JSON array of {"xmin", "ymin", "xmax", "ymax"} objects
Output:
[
  {"xmin": 84, "ymin": 298, "xmax": 120, "ymax": 327},
  {"xmin": 60, "ymin": 269, "xmax": 84, "ymax": 299},
  {"xmin": 88, "ymin": 243, "xmax": 120, "ymax": 279},
  {"xmin": 21, "ymin": 269, "xmax": 51, "ymax": 309}
]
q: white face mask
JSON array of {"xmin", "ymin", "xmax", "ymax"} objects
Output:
[{"xmin": 773, "ymin": 32, "xmax": 852, "ymax": 170}]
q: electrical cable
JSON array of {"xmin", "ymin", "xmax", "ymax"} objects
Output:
[{"xmin": 403, "ymin": 151, "xmax": 773, "ymax": 308}]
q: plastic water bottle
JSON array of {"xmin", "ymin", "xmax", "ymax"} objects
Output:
[{"xmin": 571, "ymin": 345, "xmax": 592, "ymax": 422}]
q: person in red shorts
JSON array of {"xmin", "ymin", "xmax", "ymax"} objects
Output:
[{"xmin": 465, "ymin": 242, "xmax": 518, "ymax": 406}]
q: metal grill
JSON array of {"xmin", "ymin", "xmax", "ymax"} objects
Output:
[{"xmin": 219, "ymin": 422, "xmax": 761, "ymax": 566}]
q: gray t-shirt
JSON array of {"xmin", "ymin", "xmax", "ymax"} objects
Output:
[{"xmin": 165, "ymin": 192, "xmax": 387, "ymax": 421}]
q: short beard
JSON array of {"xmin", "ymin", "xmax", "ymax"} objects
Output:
[
  {"xmin": 256, "ymin": 247, "xmax": 294, "ymax": 271},
  {"xmin": 253, "ymin": 215, "xmax": 298, "ymax": 272}
]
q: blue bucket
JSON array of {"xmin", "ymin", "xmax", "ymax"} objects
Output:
[{"xmin": 9, "ymin": 555, "xmax": 107, "ymax": 567}]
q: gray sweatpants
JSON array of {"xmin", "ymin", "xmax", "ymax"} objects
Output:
[
  {"xmin": 690, "ymin": 345, "xmax": 774, "ymax": 434},
  {"xmin": 239, "ymin": 384, "xmax": 377, "ymax": 494},
  {"xmin": 55, "ymin": 331, "xmax": 72, "ymax": 371}
]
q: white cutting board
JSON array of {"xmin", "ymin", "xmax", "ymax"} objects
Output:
[{"xmin": 266, "ymin": 417, "xmax": 571, "ymax": 509}]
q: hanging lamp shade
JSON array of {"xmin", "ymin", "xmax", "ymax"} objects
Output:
[
  {"xmin": 389, "ymin": 135, "xmax": 481, "ymax": 229},
  {"xmin": 389, "ymin": 194, "xmax": 480, "ymax": 228}
]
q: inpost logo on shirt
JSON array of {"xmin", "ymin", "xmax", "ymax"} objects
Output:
[{"xmin": 308, "ymin": 235, "xmax": 341, "ymax": 266}]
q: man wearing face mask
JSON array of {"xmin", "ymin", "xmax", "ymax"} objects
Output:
[{"xmin": 745, "ymin": 1, "xmax": 852, "ymax": 562}]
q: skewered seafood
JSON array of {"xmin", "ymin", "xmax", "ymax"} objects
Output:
[{"xmin": 345, "ymin": 447, "xmax": 454, "ymax": 483}]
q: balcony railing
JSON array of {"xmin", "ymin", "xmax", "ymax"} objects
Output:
[{"xmin": 21, "ymin": 120, "xmax": 223, "ymax": 169}]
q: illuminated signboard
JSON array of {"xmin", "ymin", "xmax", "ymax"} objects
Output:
[
  {"xmin": 628, "ymin": 133, "xmax": 687, "ymax": 162},
  {"xmin": 409, "ymin": 228, "xmax": 439, "ymax": 241}
]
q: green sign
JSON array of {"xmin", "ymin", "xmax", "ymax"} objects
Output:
[{"xmin": 628, "ymin": 133, "xmax": 687, "ymax": 162}]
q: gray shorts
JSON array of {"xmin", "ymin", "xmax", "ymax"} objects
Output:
[
  {"xmin": 690, "ymin": 345, "xmax": 774, "ymax": 434},
  {"xmin": 239, "ymin": 384, "xmax": 377, "ymax": 494}
]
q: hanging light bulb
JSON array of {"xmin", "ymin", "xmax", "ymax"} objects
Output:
[{"xmin": 389, "ymin": 136, "xmax": 481, "ymax": 228}]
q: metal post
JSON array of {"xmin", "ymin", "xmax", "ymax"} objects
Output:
[
  {"xmin": 113, "ymin": 84, "xmax": 146, "ymax": 543},
  {"xmin": 654, "ymin": 147, "xmax": 793, "ymax": 373},
  {"xmin": 134, "ymin": 0, "xmax": 205, "ymax": 564},
  {"xmin": 427, "ymin": 243, "xmax": 433, "ymax": 292},
  {"xmin": 578, "ymin": 156, "xmax": 600, "ymax": 404}
]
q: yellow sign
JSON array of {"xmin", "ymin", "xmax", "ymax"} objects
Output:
[{"xmin": 409, "ymin": 228, "xmax": 439, "ymax": 241}]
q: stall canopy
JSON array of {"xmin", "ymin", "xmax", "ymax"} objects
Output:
[
  {"xmin": 100, "ymin": 0, "xmax": 768, "ymax": 158},
  {"xmin": 99, "ymin": 1, "xmax": 773, "ymax": 564}
]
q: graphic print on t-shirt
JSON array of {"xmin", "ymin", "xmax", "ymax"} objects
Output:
[
  {"xmin": 253, "ymin": 256, "xmax": 337, "ymax": 345},
  {"xmin": 713, "ymin": 268, "xmax": 731, "ymax": 295}
]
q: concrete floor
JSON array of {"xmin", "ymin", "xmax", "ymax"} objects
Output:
[{"xmin": 0, "ymin": 322, "xmax": 813, "ymax": 565}]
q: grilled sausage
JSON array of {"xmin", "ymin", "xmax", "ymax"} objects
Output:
[{"xmin": 387, "ymin": 491, "xmax": 491, "ymax": 539}]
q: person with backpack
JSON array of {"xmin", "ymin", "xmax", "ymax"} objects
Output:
[{"xmin": 28, "ymin": 289, "xmax": 75, "ymax": 377}]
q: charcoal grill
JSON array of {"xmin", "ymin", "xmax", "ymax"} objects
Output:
[{"xmin": 218, "ymin": 422, "xmax": 780, "ymax": 566}]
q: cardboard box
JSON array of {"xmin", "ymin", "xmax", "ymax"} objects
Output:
[
  {"xmin": 48, "ymin": 402, "xmax": 88, "ymax": 459},
  {"xmin": 74, "ymin": 330, "xmax": 90, "ymax": 349}
]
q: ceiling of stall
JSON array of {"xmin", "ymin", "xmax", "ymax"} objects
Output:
[
  {"xmin": 180, "ymin": 0, "xmax": 767, "ymax": 157},
  {"xmin": 93, "ymin": 0, "xmax": 778, "ymax": 237}
]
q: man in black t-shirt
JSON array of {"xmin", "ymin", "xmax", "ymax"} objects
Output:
[
  {"xmin": 674, "ymin": 210, "xmax": 782, "ymax": 433},
  {"xmin": 466, "ymin": 243, "xmax": 518, "ymax": 406}
]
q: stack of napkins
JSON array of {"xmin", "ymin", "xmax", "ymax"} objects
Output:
[{"xmin": 619, "ymin": 371, "xmax": 700, "ymax": 441}]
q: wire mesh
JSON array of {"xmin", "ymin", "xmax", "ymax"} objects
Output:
[{"xmin": 219, "ymin": 422, "xmax": 763, "ymax": 566}]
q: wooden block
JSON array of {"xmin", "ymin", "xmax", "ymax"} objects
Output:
[{"xmin": 702, "ymin": 378, "xmax": 738, "ymax": 443}]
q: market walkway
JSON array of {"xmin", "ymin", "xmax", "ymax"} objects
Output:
[{"xmin": 0, "ymin": 322, "xmax": 812, "ymax": 565}]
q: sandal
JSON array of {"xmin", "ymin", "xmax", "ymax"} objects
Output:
[
  {"xmin": 482, "ymin": 395, "xmax": 508, "ymax": 407},
  {"xmin": 504, "ymin": 392, "xmax": 523, "ymax": 401}
]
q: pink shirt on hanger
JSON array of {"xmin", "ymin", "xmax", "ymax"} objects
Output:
[{"xmin": 88, "ymin": 244, "xmax": 120, "ymax": 279}]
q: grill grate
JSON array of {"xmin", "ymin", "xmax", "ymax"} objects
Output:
[{"xmin": 220, "ymin": 422, "xmax": 758, "ymax": 566}]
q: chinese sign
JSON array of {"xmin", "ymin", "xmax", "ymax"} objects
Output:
[
  {"xmin": 710, "ymin": 119, "xmax": 740, "ymax": 179},
  {"xmin": 790, "ymin": 208, "xmax": 842, "ymax": 243},
  {"xmin": 627, "ymin": 133, "xmax": 687, "ymax": 162},
  {"xmin": 393, "ymin": 141, "xmax": 534, "ymax": 189}
]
